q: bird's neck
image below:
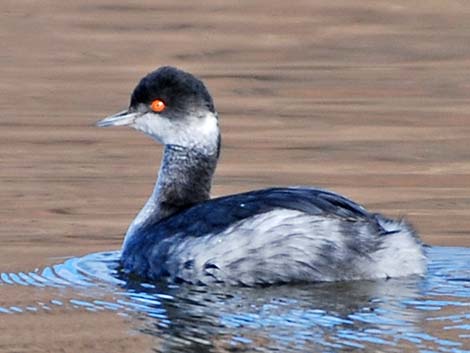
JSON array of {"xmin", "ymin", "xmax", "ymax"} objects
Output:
[
  {"xmin": 152, "ymin": 144, "xmax": 219, "ymax": 219},
  {"xmin": 126, "ymin": 143, "xmax": 219, "ymax": 239}
]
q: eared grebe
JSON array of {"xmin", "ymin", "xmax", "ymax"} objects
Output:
[{"xmin": 97, "ymin": 66, "xmax": 426, "ymax": 286}]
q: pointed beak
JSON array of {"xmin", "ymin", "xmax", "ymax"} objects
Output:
[{"xmin": 96, "ymin": 110, "xmax": 141, "ymax": 128}]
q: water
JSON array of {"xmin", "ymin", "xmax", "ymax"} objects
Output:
[
  {"xmin": 2, "ymin": 0, "xmax": 470, "ymax": 351},
  {"xmin": 1, "ymin": 247, "xmax": 468, "ymax": 352}
]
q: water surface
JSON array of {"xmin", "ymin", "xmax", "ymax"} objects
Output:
[
  {"xmin": 1, "ymin": 247, "xmax": 469, "ymax": 352},
  {"xmin": 2, "ymin": 0, "xmax": 470, "ymax": 352}
]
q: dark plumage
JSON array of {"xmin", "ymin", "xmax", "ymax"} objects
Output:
[{"xmin": 130, "ymin": 66, "xmax": 215, "ymax": 117}]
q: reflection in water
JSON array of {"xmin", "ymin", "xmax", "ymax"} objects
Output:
[{"xmin": 0, "ymin": 247, "xmax": 469, "ymax": 352}]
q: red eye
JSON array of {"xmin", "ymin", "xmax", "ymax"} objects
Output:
[{"xmin": 150, "ymin": 99, "xmax": 166, "ymax": 113}]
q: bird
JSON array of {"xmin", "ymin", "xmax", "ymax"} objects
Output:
[{"xmin": 96, "ymin": 66, "xmax": 426, "ymax": 286}]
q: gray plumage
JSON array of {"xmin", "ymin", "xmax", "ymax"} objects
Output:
[{"xmin": 122, "ymin": 185, "xmax": 425, "ymax": 285}]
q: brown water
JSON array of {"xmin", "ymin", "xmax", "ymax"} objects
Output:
[{"xmin": 1, "ymin": 1, "xmax": 470, "ymax": 352}]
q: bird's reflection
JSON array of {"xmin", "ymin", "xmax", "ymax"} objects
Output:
[{"xmin": 121, "ymin": 276, "xmax": 424, "ymax": 353}]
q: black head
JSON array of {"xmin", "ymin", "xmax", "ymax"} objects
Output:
[
  {"xmin": 129, "ymin": 66, "xmax": 215, "ymax": 117},
  {"xmin": 97, "ymin": 67, "xmax": 220, "ymax": 153}
]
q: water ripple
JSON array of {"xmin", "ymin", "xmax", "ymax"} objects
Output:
[{"xmin": 0, "ymin": 246, "xmax": 469, "ymax": 352}]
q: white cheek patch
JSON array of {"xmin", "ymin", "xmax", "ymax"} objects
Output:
[
  {"xmin": 190, "ymin": 112, "xmax": 219, "ymax": 150},
  {"xmin": 132, "ymin": 111, "xmax": 219, "ymax": 153},
  {"xmin": 132, "ymin": 112, "xmax": 173, "ymax": 144}
]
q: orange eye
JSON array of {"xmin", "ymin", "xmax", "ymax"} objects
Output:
[{"xmin": 150, "ymin": 99, "xmax": 166, "ymax": 113}]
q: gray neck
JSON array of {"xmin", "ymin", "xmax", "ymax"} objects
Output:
[
  {"xmin": 127, "ymin": 143, "xmax": 219, "ymax": 239},
  {"xmin": 152, "ymin": 144, "xmax": 218, "ymax": 220}
]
